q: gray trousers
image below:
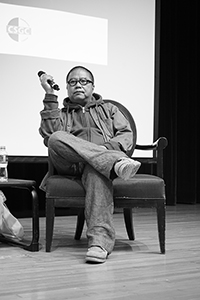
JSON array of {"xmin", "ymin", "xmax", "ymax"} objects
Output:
[{"xmin": 48, "ymin": 131, "xmax": 127, "ymax": 253}]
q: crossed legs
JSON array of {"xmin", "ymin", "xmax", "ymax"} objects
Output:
[
  {"xmin": 48, "ymin": 131, "xmax": 125, "ymax": 251},
  {"xmin": 48, "ymin": 131, "xmax": 140, "ymax": 262}
]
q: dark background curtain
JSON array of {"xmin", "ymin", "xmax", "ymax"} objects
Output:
[
  {"xmin": 159, "ymin": 0, "xmax": 198, "ymax": 205},
  {"xmin": 2, "ymin": 0, "xmax": 199, "ymax": 216}
]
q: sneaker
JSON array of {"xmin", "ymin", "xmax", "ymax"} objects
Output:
[
  {"xmin": 114, "ymin": 157, "xmax": 141, "ymax": 180},
  {"xmin": 85, "ymin": 246, "xmax": 108, "ymax": 263}
]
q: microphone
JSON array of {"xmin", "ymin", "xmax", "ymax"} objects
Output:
[{"xmin": 38, "ymin": 70, "xmax": 60, "ymax": 91}]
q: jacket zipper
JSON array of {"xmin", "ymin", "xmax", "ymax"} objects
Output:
[{"xmin": 83, "ymin": 108, "xmax": 91, "ymax": 141}]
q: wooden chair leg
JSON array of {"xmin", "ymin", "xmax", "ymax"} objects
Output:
[
  {"xmin": 156, "ymin": 201, "xmax": 166, "ymax": 254},
  {"xmin": 74, "ymin": 208, "xmax": 85, "ymax": 240},
  {"xmin": 46, "ymin": 199, "xmax": 55, "ymax": 252},
  {"xmin": 123, "ymin": 208, "xmax": 135, "ymax": 240},
  {"xmin": 29, "ymin": 186, "xmax": 40, "ymax": 251}
]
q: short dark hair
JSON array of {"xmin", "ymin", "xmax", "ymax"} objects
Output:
[{"xmin": 66, "ymin": 66, "xmax": 94, "ymax": 84}]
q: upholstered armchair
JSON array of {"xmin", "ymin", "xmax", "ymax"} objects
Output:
[{"xmin": 45, "ymin": 100, "xmax": 168, "ymax": 254}]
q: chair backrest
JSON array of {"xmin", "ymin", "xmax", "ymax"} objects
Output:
[{"xmin": 104, "ymin": 99, "xmax": 137, "ymax": 157}]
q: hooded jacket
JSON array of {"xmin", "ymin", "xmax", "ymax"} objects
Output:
[{"xmin": 39, "ymin": 93, "xmax": 134, "ymax": 153}]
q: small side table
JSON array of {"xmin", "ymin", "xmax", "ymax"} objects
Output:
[{"xmin": 0, "ymin": 178, "xmax": 40, "ymax": 251}]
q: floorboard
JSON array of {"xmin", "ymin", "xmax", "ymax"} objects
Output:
[{"xmin": 0, "ymin": 204, "xmax": 200, "ymax": 300}]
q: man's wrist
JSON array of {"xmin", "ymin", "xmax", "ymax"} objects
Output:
[{"xmin": 43, "ymin": 93, "xmax": 58, "ymax": 103}]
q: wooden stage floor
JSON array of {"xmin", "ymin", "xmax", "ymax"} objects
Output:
[{"xmin": 0, "ymin": 204, "xmax": 200, "ymax": 300}]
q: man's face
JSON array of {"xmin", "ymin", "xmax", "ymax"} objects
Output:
[{"xmin": 66, "ymin": 68, "xmax": 94, "ymax": 105}]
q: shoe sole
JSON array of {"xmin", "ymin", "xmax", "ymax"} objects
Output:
[{"xmin": 85, "ymin": 256, "xmax": 107, "ymax": 263}]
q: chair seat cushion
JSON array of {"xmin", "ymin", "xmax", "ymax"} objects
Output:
[
  {"xmin": 46, "ymin": 175, "xmax": 83, "ymax": 196},
  {"xmin": 113, "ymin": 175, "xmax": 165, "ymax": 199},
  {"xmin": 46, "ymin": 174, "xmax": 165, "ymax": 201}
]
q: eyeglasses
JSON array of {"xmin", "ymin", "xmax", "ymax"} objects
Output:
[{"xmin": 67, "ymin": 78, "xmax": 93, "ymax": 87}]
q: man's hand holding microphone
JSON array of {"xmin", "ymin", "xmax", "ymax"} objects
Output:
[{"xmin": 38, "ymin": 71, "xmax": 60, "ymax": 94}]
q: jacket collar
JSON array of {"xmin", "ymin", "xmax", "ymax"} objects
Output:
[{"xmin": 63, "ymin": 93, "xmax": 104, "ymax": 111}]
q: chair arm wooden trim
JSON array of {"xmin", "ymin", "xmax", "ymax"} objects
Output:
[
  {"xmin": 157, "ymin": 137, "xmax": 168, "ymax": 178},
  {"xmin": 135, "ymin": 137, "xmax": 168, "ymax": 178},
  {"xmin": 135, "ymin": 137, "xmax": 168, "ymax": 151}
]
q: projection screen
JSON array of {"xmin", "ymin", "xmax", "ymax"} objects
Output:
[{"xmin": 0, "ymin": 0, "xmax": 159, "ymax": 159}]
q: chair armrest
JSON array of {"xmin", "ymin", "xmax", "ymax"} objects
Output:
[
  {"xmin": 135, "ymin": 137, "xmax": 168, "ymax": 151},
  {"xmin": 135, "ymin": 137, "xmax": 168, "ymax": 178}
]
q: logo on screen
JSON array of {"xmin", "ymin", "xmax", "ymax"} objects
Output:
[{"xmin": 6, "ymin": 18, "xmax": 31, "ymax": 42}]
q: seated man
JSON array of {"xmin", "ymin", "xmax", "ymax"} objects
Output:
[{"xmin": 39, "ymin": 66, "xmax": 141, "ymax": 263}]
